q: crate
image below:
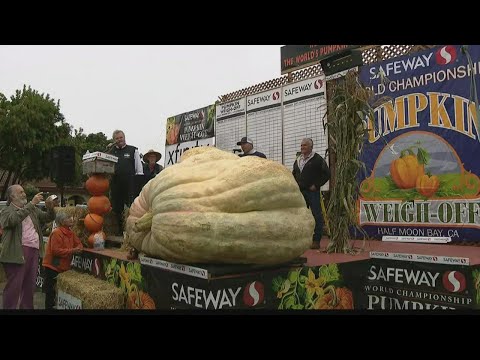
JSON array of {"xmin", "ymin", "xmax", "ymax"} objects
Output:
[{"xmin": 82, "ymin": 159, "xmax": 115, "ymax": 175}]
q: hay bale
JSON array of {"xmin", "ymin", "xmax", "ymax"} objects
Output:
[{"xmin": 57, "ymin": 270, "xmax": 125, "ymax": 309}]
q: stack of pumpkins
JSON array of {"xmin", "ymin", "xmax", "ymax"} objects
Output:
[{"xmin": 84, "ymin": 174, "xmax": 111, "ymax": 248}]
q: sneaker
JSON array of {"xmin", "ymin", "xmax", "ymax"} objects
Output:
[{"xmin": 310, "ymin": 241, "xmax": 320, "ymax": 249}]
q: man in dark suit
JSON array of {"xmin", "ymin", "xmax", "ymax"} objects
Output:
[
  {"xmin": 292, "ymin": 138, "xmax": 330, "ymax": 249},
  {"xmin": 107, "ymin": 130, "xmax": 144, "ymax": 235}
]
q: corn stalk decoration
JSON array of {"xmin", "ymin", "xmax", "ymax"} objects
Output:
[{"xmin": 324, "ymin": 70, "xmax": 381, "ymax": 254}]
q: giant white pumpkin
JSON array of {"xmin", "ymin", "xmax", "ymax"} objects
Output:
[{"xmin": 126, "ymin": 147, "xmax": 314, "ymax": 265}]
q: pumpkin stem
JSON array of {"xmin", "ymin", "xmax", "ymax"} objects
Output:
[
  {"xmin": 131, "ymin": 284, "xmax": 142, "ymax": 307},
  {"xmin": 134, "ymin": 212, "xmax": 153, "ymax": 232},
  {"xmin": 400, "ymin": 149, "xmax": 414, "ymax": 157},
  {"xmin": 324, "ymin": 285, "xmax": 338, "ymax": 307}
]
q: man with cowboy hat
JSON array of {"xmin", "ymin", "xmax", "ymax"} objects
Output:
[{"xmin": 143, "ymin": 149, "xmax": 164, "ymax": 184}]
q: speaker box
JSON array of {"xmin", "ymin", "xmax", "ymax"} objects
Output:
[
  {"xmin": 320, "ymin": 49, "xmax": 363, "ymax": 76},
  {"xmin": 50, "ymin": 146, "xmax": 76, "ymax": 183}
]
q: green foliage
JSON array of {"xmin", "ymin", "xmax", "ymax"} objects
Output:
[
  {"xmin": 361, "ymin": 173, "xmax": 475, "ymax": 200},
  {"xmin": 318, "ymin": 263, "xmax": 340, "ymax": 283},
  {"xmin": 70, "ymin": 128, "xmax": 110, "ymax": 184},
  {"xmin": 273, "ymin": 264, "xmax": 345, "ymax": 310},
  {"xmin": 0, "ymin": 85, "xmax": 110, "ymax": 188},
  {"xmin": 272, "ymin": 276, "xmax": 284, "ymax": 293},
  {"xmin": 0, "ymin": 85, "xmax": 68, "ymax": 183},
  {"xmin": 23, "ymin": 183, "xmax": 40, "ymax": 201}
]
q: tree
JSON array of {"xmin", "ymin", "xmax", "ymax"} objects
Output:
[
  {"xmin": 69, "ymin": 128, "xmax": 110, "ymax": 184},
  {"xmin": 0, "ymin": 85, "xmax": 69, "ymax": 198},
  {"xmin": 0, "ymin": 85, "xmax": 112, "ymax": 199}
]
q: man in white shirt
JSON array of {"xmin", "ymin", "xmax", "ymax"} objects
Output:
[{"xmin": 0, "ymin": 186, "xmax": 57, "ymax": 309}]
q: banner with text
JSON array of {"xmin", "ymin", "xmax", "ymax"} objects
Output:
[
  {"xmin": 164, "ymin": 137, "xmax": 215, "ymax": 168},
  {"xmin": 141, "ymin": 263, "xmax": 289, "ymax": 310},
  {"xmin": 281, "ymin": 45, "xmax": 359, "ymax": 74},
  {"xmin": 356, "ymin": 259, "xmax": 474, "ymax": 310},
  {"xmin": 166, "ymin": 104, "xmax": 215, "ymax": 145},
  {"xmin": 358, "ymin": 45, "xmax": 480, "ymax": 243}
]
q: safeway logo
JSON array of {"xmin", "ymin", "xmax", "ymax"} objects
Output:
[
  {"xmin": 314, "ymin": 79, "xmax": 323, "ymax": 90},
  {"xmin": 370, "ymin": 252, "xmax": 389, "ymax": 258},
  {"xmin": 435, "ymin": 45, "xmax": 457, "ymax": 65},
  {"xmin": 93, "ymin": 258, "xmax": 101, "ymax": 277},
  {"xmin": 272, "ymin": 91, "xmax": 280, "ymax": 101},
  {"xmin": 442, "ymin": 271, "xmax": 466, "ymax": 293},
  {"xmin": 243, "ymin": 281, "xmax": 264, "ymax": 307}
]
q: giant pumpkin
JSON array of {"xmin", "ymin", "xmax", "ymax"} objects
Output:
[{"xmin": 126, "ymin": 147, "xmax": 314, "ymax": 265}]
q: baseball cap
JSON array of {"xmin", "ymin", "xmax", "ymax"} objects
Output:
[{"xmin": 237, "ymin": 137, "xmax": 253, "ymax": 145}]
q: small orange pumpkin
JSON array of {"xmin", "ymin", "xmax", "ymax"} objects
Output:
[
  {"xmin": 127, "ymin": 290, "xmax": 156, "ymax": 309},
  {"xmin": 416, "ymin": 174, "xmax": 440, "ymax": 198},
  {"xmin": 85, "ymin": 174, "xmax": 110, "ymax": 196},
  {"xmin": 314, "ymin": 287, "xmax": 354, "ymax": 310},
  {"xmin": 87, "ymin": 195, "xmax": 111, "ymax": 215},
  {"xmin": 87, "ymin": 231, "xmax": 106, "ymax": 248},
  {"xmin": 84, "ymin": 213, "xmax": 104, "ymax": 233}
]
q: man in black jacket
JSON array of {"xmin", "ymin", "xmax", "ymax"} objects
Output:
[
  {"xmin": 292, "ymin": 138, "xmax": 330, "ymax": 249},
  {"xmin": 107, "ymin": 130, "xmax": 144, "ymax": 236}
]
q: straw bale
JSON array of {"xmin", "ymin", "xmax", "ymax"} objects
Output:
[{"xmin": 57, "ymin": 270, "xmax": 125, "ymax": 309}]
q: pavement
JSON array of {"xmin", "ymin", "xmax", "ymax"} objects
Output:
[{"xmin": 0, "ymin": 282, "xmax": 46, "ymax": 310}]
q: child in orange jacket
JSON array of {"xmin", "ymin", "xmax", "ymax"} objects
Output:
[{"xmin": 42, "ymin": 212, "xmax": 83, "ymax": 309}]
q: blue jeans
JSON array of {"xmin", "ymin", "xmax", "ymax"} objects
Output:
[{"xmin": 301, "ymin": 190, "xmax": 323, "ymax": 242}]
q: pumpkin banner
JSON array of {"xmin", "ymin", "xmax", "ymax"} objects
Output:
[{"xmin": 358, "ymin": 45, "xmax": 480, "ymax": 243}]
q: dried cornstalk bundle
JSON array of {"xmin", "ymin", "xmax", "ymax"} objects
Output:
[{"xmin": 325, "ymin": 70, "xmax": 380, "ymax": 254}]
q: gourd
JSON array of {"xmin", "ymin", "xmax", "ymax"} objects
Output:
[
  {"xmin": 126, "ymin": 147, "xmax": 314, "ymax": 265},
  {"xmin": 87, "ymin": 231, "xmax": 106, "ymax": 248}
]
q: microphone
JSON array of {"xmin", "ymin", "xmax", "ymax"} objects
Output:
[{"xmin": 105, "ymin": 142, "xmax": 115, "ymax": 152}]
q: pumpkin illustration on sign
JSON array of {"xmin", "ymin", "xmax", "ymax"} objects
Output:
[
  {"xmin": 166, "ymin": 116, "xmax": 180, "ymax": 145},
  {"xmin": 416, "ymin": 174, "xmax": 440, "ymax": 197},
  {"xmin": 390, "ymin": 147, "xmax": 429, "ymax": 189}
]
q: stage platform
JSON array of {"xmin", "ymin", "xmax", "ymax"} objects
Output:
[
  {"xmin": 62, "ymin": 237, "xmax": 480, "ymax": 310},
  {"xmin": 305, "ymin": 237, "xmax": 480, "ymax": 266}
]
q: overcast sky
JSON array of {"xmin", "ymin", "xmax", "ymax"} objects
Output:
[{"xmin": 0, "ymin": 45, "xmax": 282, "ymax": 162}]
